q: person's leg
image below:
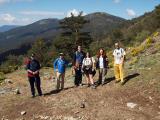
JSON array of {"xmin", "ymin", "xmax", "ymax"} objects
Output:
[
  {"xmin": 98, "ymin": 68, "xmax": 102, "ymax": 84},
  {"xmin": 61, "ymin": 73, "xmax": 65, "ymax": 90},
  {"xmin": 89, "ymin": 74, "xmax": 96, "ymax": 89},
  {"xmin": 85, "ymin": 74, "xmax": 90, "ymax": 86},
  {"xmin": 74, "ymin": 70, "xmax": 79, "ymax": 86},
  {"xmin": 79, "ymin": 67, "xmax": 83, "ymax": 85},
  {"xmin": 114, "ymin": 64, "xmax": 120, "ymax": 82},
  {"xmin": 119, "ymin": 64, "xmax": 124, "ymax": 83},
  {"xmin": 102, "ymin": 68, "xmax": 107, "ymax": 84},
  {"xmin": 28, "ymin": 77, "xmax": 35, "ymax": 97},
  {"xmin": 56, "ymin": 72, "xmax": 61, "ymax": 90},
  {"xmin": 89, "ymin": 74, "xmax": 94, "ymax": 85},
  {"xmin": 35, "ymin": 76, "xmax": 42, "ymax": 96}
]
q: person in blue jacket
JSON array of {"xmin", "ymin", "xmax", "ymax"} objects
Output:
[{"xmin": 54, "ymin": 53, "xmax": 68, "ymax": 91}]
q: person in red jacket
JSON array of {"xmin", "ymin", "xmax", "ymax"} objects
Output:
[{"xmin": 26, "ymin": 54, "xmax": 42, "ymax": 98}]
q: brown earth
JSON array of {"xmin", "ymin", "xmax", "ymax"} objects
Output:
[{"xmin": 0, "ymin": 64, "xmax": 160, "ymax": 120}]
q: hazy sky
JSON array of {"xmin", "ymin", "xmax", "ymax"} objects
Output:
[{"xmin": 0, "ymin": 0, "xmax": 160, "ymax": 26}]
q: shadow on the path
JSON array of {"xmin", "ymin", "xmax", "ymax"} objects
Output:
[
  {"xmin": 44, "ymin": 86, "xmax": 75, "ymax": 96},
  {"xmin": 123, "ymin": 73, "xmax": 140, "ymax": 85}
]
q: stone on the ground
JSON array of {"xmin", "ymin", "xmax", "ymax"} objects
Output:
[
  {"xmin": 127, "ymin": 102, "xmax": 137, "ymax": 109},
  {"xmin": 4, "ymin": 79, "xmax": 13, "ymax": 84},
  {"xmin": 21, "ymin": 111, "xmax": 26, "ymax": 115},
  {"xmin": 74, "ymin": 111, "xmax": 80, "ymax": 114},
  {"xmin": 14, "ymin": 88, "xmax": 21, "ymax": 94},
  {"xmin": 149, "ymin": 96, "xmax": 153, "ymax": 100},
  {"xmin": 80, "ymin": 103, "xmax": 85, "ymax": 108}
]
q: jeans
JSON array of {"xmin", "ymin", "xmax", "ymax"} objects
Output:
[
  {"xmin": 74, "ymin": 69, "xmax": 82, "ymax": 86},
  {"xmin": 98, "ymin": 68, "xmax": 107, "ymax": 84},
  {"xmin": 28, "ymin": 76, "xmax": 42, "ymax": 96}
]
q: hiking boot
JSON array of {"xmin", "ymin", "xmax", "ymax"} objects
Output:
[
  {"xmin": 31, "ymin": 95, "xmax": 35, "ymax": 98},
  {"xmin": 121, "ymin": 81, "xmax": 125, "ymax": 86},
  {"xmin": 87, "ymin": 84, "xmax": 90, "ymax": 87},
  {"xmin": 115, "ymin": 80, "xmax": 120, "ymax": 83},
  {"xmin": 39, "ymin": 94, "xmax": 44, "ymax": 97},
  {"xmin": 91, "ymin": 84, "xmax": 96, "ymax": 89},
  {"xmin": 101, "ymin": 82, "xmax": 105, "ymax": 86}
]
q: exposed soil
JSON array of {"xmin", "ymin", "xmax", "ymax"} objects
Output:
[{"xmin": 0, "ymin": 66, "xmax": 160, "ymax": 120}]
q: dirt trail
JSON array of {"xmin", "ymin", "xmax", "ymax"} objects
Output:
[{"xmin": 0, "ymin": 67, "xmax": 160, "ymax": 120}]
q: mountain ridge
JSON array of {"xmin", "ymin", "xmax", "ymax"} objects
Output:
[{"xmin": 0, "ymin": 12, "xmax": 125, "ymax": 54}]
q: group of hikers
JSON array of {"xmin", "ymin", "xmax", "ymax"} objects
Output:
[{"xmin": 26, "ymin": 42, "xmax": 126, "ymax": 98}]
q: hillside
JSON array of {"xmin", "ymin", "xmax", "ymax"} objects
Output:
[
  {"xmin": 0, "ymin": 41, "xmax": 160, "ymax": 120},
  {"xmin": 0, "ymin": 32, "xmax": 160, "ymax": 120},
  {"xmin": 84, "ymin": 12, "xmax": 125, "ymax": 40},
  {"xmin": 0, "ymin": 25, "xmax": 20, "ymax": 32},
  {"xmin": 0, "ymin": 19, "xmax": 60, "ymax": 53},
  {"xmin": 0, "ymin": 12, "xmax": 125, "ymax": 54}
]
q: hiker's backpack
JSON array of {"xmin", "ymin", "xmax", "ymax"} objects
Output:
[{"xmin": 114, "ymin": 48, "xmax": 126, "ymax": 60}]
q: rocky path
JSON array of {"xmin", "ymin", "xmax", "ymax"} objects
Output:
[{"xmin": 0, "ymin": 67, "xmax": 160, "ymax": 120}]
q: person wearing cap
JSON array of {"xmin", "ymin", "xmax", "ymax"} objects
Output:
[
  {"xmin": 26, "ymin": 54, "xmax": 42, "ymax": 98},
  {"xmin": 113, "ymin": 42, "xmax": 126, "ymax": 85},
  {"xmin": 73, "ymin": 46, "xmax": 85, "ymax": 86},
  {"xmin": 53, "ymin": 53, "xmax": 69, "ymax": 91}
]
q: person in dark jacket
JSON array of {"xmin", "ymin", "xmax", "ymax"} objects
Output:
[
  {"xmin": 73, "ymin": 46, "xmax": 85, "ymax": 86},
  {"xmin": 96, "ymin": 48, "xmax": 109, "ymax": 85},
  {"xmin": 26, "ymin": 54, "xmax": 42, "ymax": 98}
]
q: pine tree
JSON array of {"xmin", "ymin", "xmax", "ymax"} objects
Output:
[
  {"xmin": 60, "ymin": 11, "xmax": 92, "ymax": 49},
  {"xmin": 28, "ymin": 39, "xmax": 48, "ymax": 66}
]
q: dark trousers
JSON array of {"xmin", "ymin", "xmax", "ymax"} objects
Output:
[
  {"xmin": 28, "ymin": 76, "xmax": 42, "ymax": 96},
  {"xmin": 74, "ymin": 69, "xmax": 82, "ymax": 86}
]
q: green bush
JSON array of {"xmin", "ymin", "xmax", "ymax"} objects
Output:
[
  {"xmin": 153, "ymin": 31, "xmax": 159, "ymax": 37},
  {"xmin": 131, "ymin": 45, "xmax": 145, "ymax": 56},
  {"xmin": 129, "ymin": 57, "xmax": 138, "ymax": 66},
  {"xmin": 135, "ymin": 30, "xmax": 150, "ymax": 42},
  {"xmin": 0, "ymin": 72, "xmax": 5, "ymax": 83},
  {"xmin": 145, "ymin": 37, "xmax": 153, "ymax": 48}
]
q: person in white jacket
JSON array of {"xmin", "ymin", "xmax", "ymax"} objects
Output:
[{"xmin": 113, "ymin": 42, "xmax": 126, "ymax": 85}]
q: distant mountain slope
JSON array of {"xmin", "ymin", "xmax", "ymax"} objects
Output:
[
  {"xmin": 0, "ymin": 19, "xmax": 60, "ymax": 53},
  {"xmin": 0, "ymin": 13, "xmax": 126, "ymax": 54},
  {"xmin": 0, "ymin": 25, "xmax": 20, "ymax": 32},
  {"xmin": 84, "ymin": 12, "xmax": 126, "ymax": 39}
]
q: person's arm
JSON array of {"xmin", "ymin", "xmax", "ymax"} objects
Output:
[
  {"xmin": 92, "ymin": 57, "xmax": 96, "ymax": 70},
  {"xmin": 121, "ymin": 49, "xmax": 126, "ymax": 64},
  {"xmin": 34, "ymin": 61, "xmax": 40, "ymax": 74},
  {"xmin": 81, "ymin": 59, "xmax": 85, "ymax": 72},
  {"xmin": 72, "ymin": 52, "xmax": 76, "ymax": 67},
  {"xmin": 106, "ymin": 56, "xmax": 109, "ymax": 67},
  {"xmin": 26, "ymin": 63, "xmax": 34, "ymax": 74},
  {"xmin": 113, "ymin": 50, "xmax": 116, "ymax": 63},
  {"xmin": 53, "ymin": 59, "xmax": 58, "ymax": 72},
  {"xmin": 27, "ymin": 69, "xmax": 33, "ymax": 74}
]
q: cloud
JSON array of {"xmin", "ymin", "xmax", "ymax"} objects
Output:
[
  {"xmin": 0, "ymin": 13, "xmax": 34, "ymax": 25},
  {"xmin": 126, "ymin": 9, "xmax": 137, "ymax": 18},
  {"xmin": 0, "ymin": 0, "xmax": 32, "ymax": 4},
  {"xmin": 66, "ymin": 9, "xmax": 86, "ymax": 17},
  {"xmin": 113, "ymin": 0, "xmax": 121, "ymax": 3},
  {"xmin": 0, "ymin": 13, "xmax": 15, "ymax": 23},
  {"xmin": 0, "ymin": 0, "xmax": 9, "ymax": 4},
  {"xmin": 20, "ymin": 11, "xmax": 64, "ymax": 17},
  {"xmin": 15, "ymin": 18, "xmax": 34, "ymax": 25}
]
